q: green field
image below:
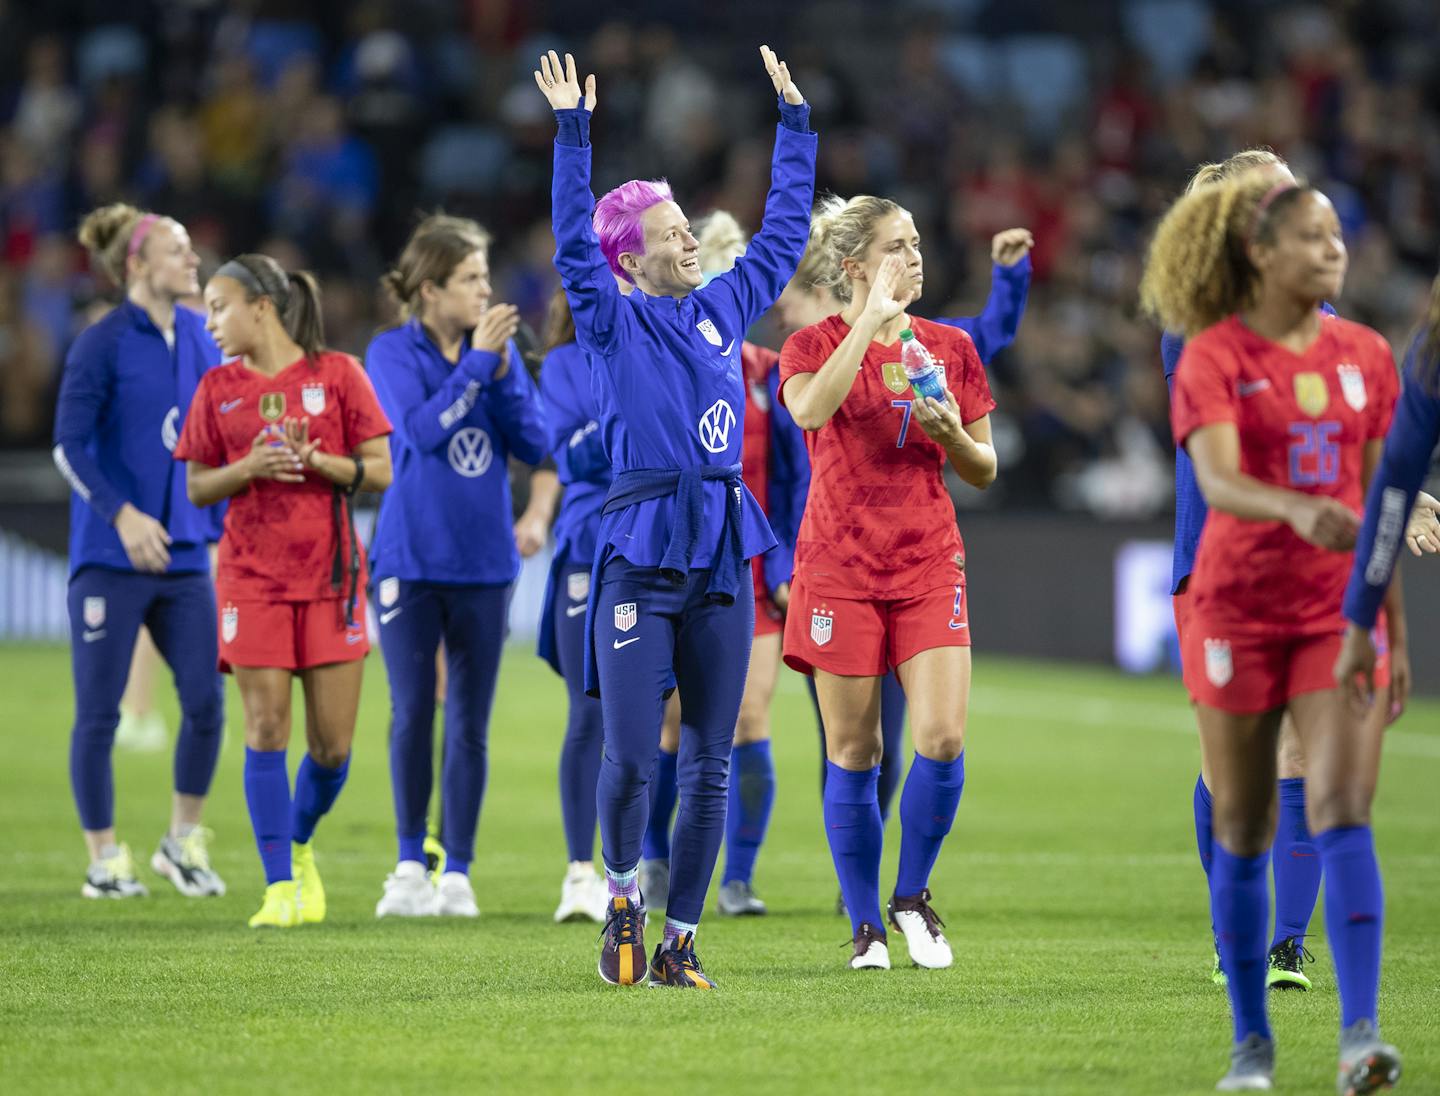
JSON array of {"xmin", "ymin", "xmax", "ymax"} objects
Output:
[{"xmin": 1, "ymin": 645, "xmax": 1436, "ymax": 1095}]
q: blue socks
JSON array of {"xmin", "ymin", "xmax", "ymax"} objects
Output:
[
  {"xmin": 642, "ymin": 747, "xmax": 678, "ymax": 861},
  {"xmin": 1272, "ymin": 778, "xmax": 1321, "ymax": 946},
  {"xmin": 895, "ymin": 751, "xmax": 965, "ymax": 897},
  {"xmin": 1317, "ymin": 825, "xmax": 1383, "ymax": 1027},
  {"xmin": 1211, "ymin": 844, "xmax": 1273, "ymax": 1043},
  {"xmin": 243, "ymin": 747, "xmax": 292, "ymax": 884},
  {"xmin": 723, "ymin": 741, "xmax": 776, "ymax": 885},
  {"xmin": 291, "ymin": 754, "xmax": 349, "ymax": 846},
  {"xmin": 823, "ymin": 762, "xmax": 884, "ymax": 934},
  {"xmin": 1193, "ymin": 775, "xmax": 1214, "ymax": 877}
]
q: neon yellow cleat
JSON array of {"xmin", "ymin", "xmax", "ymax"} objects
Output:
[
  {"xmin": 293, "ymin": 842, "xmax": 325, "ymax": 924},
  {"xmin": 248, "ymin": 880, "xmax": 301, "ymax": 928},
  {"xmin": 423, "ymin": 834, "xmax": 447, "ymax": 883}
]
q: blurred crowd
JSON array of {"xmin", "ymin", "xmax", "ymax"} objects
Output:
[{"xmin": 3, "ymin": 0, "xmax": 1439, "ymax": 515}]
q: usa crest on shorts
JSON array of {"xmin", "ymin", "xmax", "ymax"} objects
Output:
[
  {"xmin": 378, "ymin": 577, "xmax": 399, "ymax": 608},
  {"xmin": 83, "ymin": 597, "xmax": 106, "ymax": 629},
  {"xmin": 1204, "ymin": 638, "xmax": 1232, "ymax": 687},
  {"xmin": 1337, "ymin": 364, "xmax": 1366, "ymax": 412},
  {"xmin": 302, "ymin": 382, "xmax": 326, "ymax": 415},
  {"xmin": 811, "ymin": 607, "xmax": 834, "ymax": 647},
  {"xmin": 222, "ymin": 604, "xmax": 239, "ymax": 644},
  {"xmin": 568, "ymin": 572, "xmax": 590, "ymax": 602},
  {"xmin": 614, "ymin": 602, "xmax": 637, "ymax": 633}
]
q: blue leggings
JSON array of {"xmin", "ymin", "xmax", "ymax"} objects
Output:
[{"xmin": 554, "ymin": 567, "xmax": 604, "ymax": 862}]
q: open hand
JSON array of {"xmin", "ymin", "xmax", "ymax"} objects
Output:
[
  {"xmin": 1405, "ymin": 490, "xmax": 1440, "ymax": 555},
  {"xmin": 245, "ymin": 427, "xmax": 305, "ymax": 484},
  {"xmin": 913, "ymin": 389, "xmax": 966, "ymax": 449},
  {"xmin": 114, "ymin": 502, "xmax": 172, "ymax": 573},
  {"xmin": 760, "ymin": 45, "xmax": 803, "ymax": 105},
  {"xmin": 1333, "ymin": 623, "xmax": 1377, "ymax": 717},
  {"xmin": 534, "ymin": 51, "xmax": 596, "ymax": 112},
  {"xmin": 991, "ymin": 228, "xmax": 1035, "ymax": 267},
  {"xmin": 282, "ymin": 416, "xmax": 322, "ymax": 469},
  {"xmin": 861, "ymin": 255, "xmax": 910, "ymax": 328}
]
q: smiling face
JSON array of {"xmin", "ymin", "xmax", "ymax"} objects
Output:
[
  {"xmin": 203, "ymin": 275, "xmax": 269, "ymax": 359},
  {"xmin": 845, "ymin": 210, "xmax": 923, "ymax": 305},
  {"xmin": 622, "ymin": 200, "xmax": 701, "ymax": 297},
  {"xmin": 130, "ymin": 219, "xmax": 200, "ymax": 302},
  {"xmin": 419, "ymin": 249, "xmax": 492, "ymax": 332},
  {"xmin": 1250, "ymin": 190, "xmax": 1348, "ymax": 306}
]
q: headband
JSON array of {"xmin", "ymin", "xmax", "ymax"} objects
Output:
[
  {"xmin": 126, "ymin": 214, "xmax": 160, "ymax": 260},
  {"xmin": 1247, "ymin": 182, "xmax": 1300, "ymax": 244},
  {"xmin": 214, "ymin": 258, "xmax": 290, "ymax": 312}
]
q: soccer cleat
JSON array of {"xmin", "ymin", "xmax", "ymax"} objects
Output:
[
  {"xmin": 716, "ymin": 879, "xmax": 768, "ymax": 917},
  {"xmin": 555, "ymin": 863, "xmax": 607, "ymax": 923},
  {"xmin": 81, "ymin": 843, "xmax": 149, "ymax": 899},
  {"xmin": 423, "ymin": 834, "xmax": 446, "ymax": 883},
  {"xmin": 248, "ymin": 880, "xmax": 302, "ymax": 928},
  {"xmin": 848, "ymin": 922, "xmax": 891, "ymax": 970},
  {"xmin": 887, "ymin": 889, "xmax": 953, "ymax": 969},
  {"xmin": 1213, "ymin": 942, "xmax": 1229, "ymax": 987},
  {"xmin": 638, "ymin": 857, "xmax": 669, "ymax": 917},
  {"xmin": 1216, "ymin": 1033, "xmax": 1275, "ymax": 1091},
  {"xmin": 649, "ymin": 931, "xmax": 716, "ymax": 989},
  {"xmin": 375, "ymin": 861, "xmax": 438, "ymax": 918},
  {"xmin": 1266, "ymin": 936, "xmax": 1314, "ymax": 991},
  {"xmin": 292, "ymin": 841, "xmax": 325, "ymax": 923},
  {"xmin": 115, "ymin": 709, "xmax": 167, "ymax": 752},
  {"xmin": 435, "ymin": 871, "xmax": 479, "ymax": 917},
  {"xmin": 151, "ymin": 827, "xmax": 226, "ymax": 897},
  {"xmin": 1336, "ymin": 1019, "xmax": 1401, "ymax": 1096},
  {"xmin": 597, "ymin": 896, "xmax": 648, "ymax": 986}
]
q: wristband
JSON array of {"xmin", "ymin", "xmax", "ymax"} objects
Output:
[{"xmin": 346, "ymin": 456, "xmax": 365, "ymax": 496}]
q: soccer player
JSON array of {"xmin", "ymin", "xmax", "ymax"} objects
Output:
[
  {"xmin": 176, "ymin": 253, "xmax": 393, "ymax": 928},
  {"xmin": 366, "ymin": 215, "xmax": 547, "ymax": 919},
  {"xmin": 53, "ymin": 203, "xmax": 227, "ymax": 900},
  {"xmin": 1141, "ymin": 173, "xmax": 1406, "ymax": 1092},
  {"xmin": 779, "ymin": 195, "xmax": 998, "ymax": 971},
  {"xmin": 535, "ymin": 45, "xmax": 816, "ymax": 988}
]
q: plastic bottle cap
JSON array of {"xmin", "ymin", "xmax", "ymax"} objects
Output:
[{"xmin": 900, "ymin": 329, "xmax": 914, "ymax": 340}]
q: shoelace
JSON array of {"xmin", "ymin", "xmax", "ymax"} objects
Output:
[
  {"xmin": 103, "ymin": 844, "xmax": 138, "ymax": 881},
  {"xmin": 843, "ymin": 922, "xmax": 885, "ymax": 953},
  {"xmin": 895, "ymin": 890, "xmax": 947, "ymax": 939},
  {"xmin": 599, "ymin": 901, "xmax": 643, "ymax": 949},
  {"xmin": 1271, "ymin": 936, "xmax": 1316, "ymax": 970},
  {"xmin": 658, "ymin": 935, "xmax": 704, "ymax": 981},
  {"xmin": 179, "ymin": 827, "xmax": 214, "ymax": 872}
]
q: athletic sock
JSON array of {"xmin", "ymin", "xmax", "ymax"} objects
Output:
[
  {"xmin": 606, "ymin": 866, "xmax": 639, "ymax": 901},
  {"xmin": 243, "ymin": 747, "xmax": 292, "ymax": 884},
  {"xmin": 1316, "ymin": 825, "xmax": 1384, "ymax": 1027},
  {"xmin": 398, "ymin": 833, "xmax": 426, "ymax": 866},
  {"xmin": 1193, "ymin": 775, "xmax": 1217, "ymax": 938},
  {"xmin": 1211, "ymin": 844, "xmax": 1272, "ymax": 1043},
  {"xmin": 895, "ymin": 751, "xmax": 965, "ymax": 896},
  {"xmin": 641, "ymin": 747, "xmax": 678, "ymax": 861},
  {"xmin": 722, "ymin": 741, "xmax": 776, "ymax": 885},
  {"xmin": 290, "ymin": 754, "xmax": 349, "ymax": 846},
  {"xmin": 822, "ymin": 762, "xmax": 884, "ymax": 935},
  {"xmin": 663, "ymin": 917, "xmax": 698, "ymax": 950},
  {"xmin": 1271, "ymin": 777, "xmax": 1321, "ymax": 947}
]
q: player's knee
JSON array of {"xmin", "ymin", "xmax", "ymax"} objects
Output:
[
  {"xmin": 1306, "ymin": 785, "xmax": 1371, "ymax": 834},
  {"xmin": 828, "ymin": 738, "xmax": 882, "ymax": 771},
  {"xmin": 1211, "ymin": 813, "xmax": 1272, "ymax": 858},
  {"xmin": 72, "ymin": 713, "xmax": 119, "ymax": 749},
  {"xmin": 244, "ymin": 709, "xmax": 290, "ymax": 751},
  {"xmin": 734, "ymin": 708, "xmax": 770, "ymax": 746},
  {"xmin": 911, "ymin": 723, "xmax": 964, "ymax": 762},
  {"xmin": 180, "ymin": 687, "xmax": 224, "ymax": 737},
  {"xmin": 308, "ymin": 742, "xmax": 351, "ymax": 769}
]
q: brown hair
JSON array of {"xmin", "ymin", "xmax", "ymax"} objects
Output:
[
  {"xmin": 806, "ymin": 194, "xmax": 909, "ymax": 303},
  {"xmin": 382, "ymin": 214, "xmax": 492, "ymax": 321},
  {"xmin": 542, "ymin": 287, "xmax": 575, "ymax": 352},
  {"xmin": 1184, "ymin": 147, "xmax": 1287, "ymax": 196},
  {"xmin": 216, "ymin": 253, "xmax": 326, "ymax": 358},
  {"xmin": 77, "ymin": 202, "xmax": 159, "ymax": 285},
  {"xmin": 1139, "ymin": 175, "xmax": 1314, "ymax": 337}
]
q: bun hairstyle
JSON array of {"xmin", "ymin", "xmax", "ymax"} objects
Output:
[
  {"xmin": 77, "ymin": 202, "xmax": 163, "ymax": 285},
  {"xmin": 806, "ymin": 194, "xmax": 908, "ymax": 303},
  {"xmin": 214, "ymin": 253, "xmax": 326, "ymax": 357},
  {"xmin": 381, "ymin": 213, "xmax": 492, "ymax": 321},
  {"xmin": 695, "ymin": 210, "xmax": 748, "ymax": 277}
]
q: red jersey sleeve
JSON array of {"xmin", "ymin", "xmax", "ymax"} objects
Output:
[
  {"xmin": 1172, "ymin": 333, "xmax": 1239, "ymax": 448},
  {"xmin": 777, "ymin": 323, "xmax": 832, "ymax": 407},
  {"xmin": 948, "ymin": 331, "xmax": 997, "ymax": 424},
  {"xmin": 173, "ymin": 372, "xmax": 226, "ymax": 467},
  {"xmin": 334, "ymin": 355, "xmax": 393, "ymax": 452},
  {"xmin": 1365, "ymin": 331, "xmax": 1399, "ymax": 440}
]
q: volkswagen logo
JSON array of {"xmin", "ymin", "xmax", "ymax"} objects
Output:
[
  {"xmin": 162, "ymin": 406, "xmax": 180, "ymax": 452},
  {"xmin": 448, "ymin": 427, "xmax": 493, "ymax": 477},
  {"xmin": 697, "ymin": 399, "xmax": 736, "ymax": 454}
]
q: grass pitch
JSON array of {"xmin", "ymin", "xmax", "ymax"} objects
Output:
[{"xmin": 1, "ymin": 645, "xmax": 1436, "ymax": 1095}]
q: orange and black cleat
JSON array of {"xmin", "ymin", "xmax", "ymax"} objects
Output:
[
  {"xmin": 649, "ymin": 931, "xmax": 716, "ymax": 989},
  {"xmin": 598, "ymin": 896, "xmax": 648, "ymax": 985}
]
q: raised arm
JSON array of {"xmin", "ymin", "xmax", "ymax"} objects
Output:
[{"xmin": 933, "ymin": 230, "xmax": 1034, "ymax": 363}]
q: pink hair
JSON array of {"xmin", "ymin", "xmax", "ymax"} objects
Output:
[{"xmin": 593, "ymin": 178, "xmax": 673, "ymax": 283}]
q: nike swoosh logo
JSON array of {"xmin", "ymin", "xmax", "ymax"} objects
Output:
[
  {"xmin": 380, "ymin": 608, "xmax": 402, "ymax": 624},
  {"xmin": 1238, "ymin": 379, "xmax": 1271, "ymax": 397},
  {"xmin": 720, "ymin": 339, "xmax": 735, "ymax": 355},
  {"xmin": 613, "ymin": 637, "xmax": 641, "ymax": 649},
  {"xmin": 566, "ymin": 604, "xmax": 587, "ymax": 617},
  {"xmin": 219, "ymin": 398, "xmax": 243, "ymax": 413},
  {"xmin": 948, "ymin": 620, "xmax": 968, "ymax": 630},
  {"xmin": 83, "ymin": 630, "xmax": 106, "ymax": 643}
]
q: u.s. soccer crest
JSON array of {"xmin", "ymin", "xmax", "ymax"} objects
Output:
[
  {"xmin": 83, "ymin": 597, "xmax": 105, "ymax": 629},
  {"xmin": 378, "ymin": 577, "xmax": 399, "ymax": 608},
  {"xmin": 1204, "ymin": 638, "xmax": 1232, "ymax": 687},
  {"xmin": 695, "ymin": 318, "xmax": 722, "ymax": 346},
  {"xmin": 568, "ymin": 572, "xmax": 590, "ymax": 602},
  {"xmin": 882, "ymin": 362, "xmax": 909, "ymax": 395},
  {"xmin": 1293, "ymin": 372, "xmax": 1328, "ymax": 418},
  {"xmin": 614, "ymin": 602, "xmax": 637, "ymax": 633},
  {"xmin": 810, "ymin": 608, "xmax": 834, "ymax": 647},
  {"xmin": 259, "ymin": 392, "xmax": 286, "ymax": 421},
  {"xmin": 301, "ymin": 382, "xmax": 326, "ymax": 415},
  {"xmin": 222, "ymin": 604, "xmax": 239, "ymax": 644},
  {"xmin": 1337, "ymin": 364, "xmax": 1366, "ymax": 412}
]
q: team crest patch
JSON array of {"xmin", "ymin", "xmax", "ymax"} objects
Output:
[
  {"xmin": 83, "ymin": 597, "xmax": 105, "ymax": 629},
  {"xmin": 378, "ymin": 577, "xmax": 399, "ymax": 608},
  {"xmin": 695, "ymin": 318, "xmax": 723, "ymax": 346},
  {"xmin": 748, "ymin": 381, "xmax": 771, "ymax": 413},
  {"xmin": 568, "ymin": 572, "xmax": 590, "ymax": 602},
  {"xmin": 222, "ymin": 604, "xmax": 239, "ymax": 644},
  {"xmin": 1204, "ymin": 638, "xmax": 1232, "ymax": 687},
  {"xmin": 810, "ymin": 608, "xmax": 834, "ymax": 647},
  {"xmin": 1293, "ymin": 372, "xmax": 1328, "ymax": 418},
  {"xmin": 162, "ymin": 406, "xmax": 179, "ymax": 452},
  {"xmin": 614, "ymin": 602, "xmax": 637, "ymax": 633},
  {"xmin": 259, "ymin": 392, "xmax": 286, "ymax": 421},
  {"xmin": 301, "ymin": 382, "xmax": 326, "ymax": 415},
  {"xmin": 882, "ymin": 362, "xmax": 909, "ymax": 395},
  {"xmin": 1337, "ymin": 364, "xmax": 1366, "ymax": 412}
]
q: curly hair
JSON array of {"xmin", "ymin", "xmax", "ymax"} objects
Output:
[{"xmin": 1184, "ymin": 147, "xmax": 1287, "ymax": 195}]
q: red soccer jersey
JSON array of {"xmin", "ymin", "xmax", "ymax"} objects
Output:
[
  {"xmin": 175, "ymin": 350, "xmax": 393, "ymax": 601},
  {"xmin": 779, "ymin": 314, "xmax": 995, "ymax": 600},
  {"xmin": 1172, "ymin": 314, "xmax": 1398, "ymax": 636},
  {"xmin": 741, "ymin": 341, "xmax": 778, "ymax": 515}
]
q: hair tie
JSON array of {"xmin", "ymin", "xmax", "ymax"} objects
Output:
[
  {"xmin": 126, "ymin": 214, "xmax": 160, "ymax": 260},
  {"xmin": 215, "ymin": 257, "xmax": 290, "ymax": 312},
  {"xmin": 1247, "ymin": 183, "xmax": 1299, "ymax": 244}
]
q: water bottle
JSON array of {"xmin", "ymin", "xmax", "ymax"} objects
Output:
[{"xmin": 900, "ymin": 329, "xmax": 946, "ymax": 403}]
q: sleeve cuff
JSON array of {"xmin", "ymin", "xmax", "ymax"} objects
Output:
[
  {"xmin": 995, "ymin": 255, "xmax": 1032, "ymax": 278},
  {"xmin": 554, "ymin": 108, "xmax": 592, "ymax": 147},
  {"xmin": 778, "ymin": 98, "xmax": 811, "ymax": 133}
]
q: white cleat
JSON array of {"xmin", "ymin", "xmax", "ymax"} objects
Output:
[
  {"xmin": 554, "ymin": 863, "xmax": 607, "ymax": 923},
  {"xmin": 1217, "ymin": 1033, "xmax": 1275, "ymax": 1091},
  {"xmin": 81, "ymin": 843, "xmax": 148, "ymax": 899},
  {"xmin": 888, "ymin": 889, "xmax": 954, "ymax": 969},
  {"xmin": 435, "ymin": 870, "xmax": 479, "ymax": 917},
  {"xmin": 1336, "ymin": 1019, "xmax": 1401, "ymax": 1096},
  {"xmin": 849, "ymin": 922, "xmax": 891, "ymax": 970},
  {"xmin": 151, "ymin": 828, "xmax": 226, "ymax": 897},
  {"xmin": 375, "ymin": 860, "xmax": 438, "ymax": 918}
]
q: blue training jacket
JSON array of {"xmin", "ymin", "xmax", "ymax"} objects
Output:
[
  {"xmin": 53, "ymin": 300, "xmax": 221, "ymax": 577},
  {"xmin": 933, "ymin": 257, "xmax": 1032, "ymax": 364},
  {"xmin": 541, "ymin": 341, "xmax": 610, "ymax": 572},
  {"xmin": 366, "ymin": 319, "xmax": 547, "ymax": 585},
  {"xmin": 1344, "ymin": 333, "xmax": 1439, "ymax": 628}
]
